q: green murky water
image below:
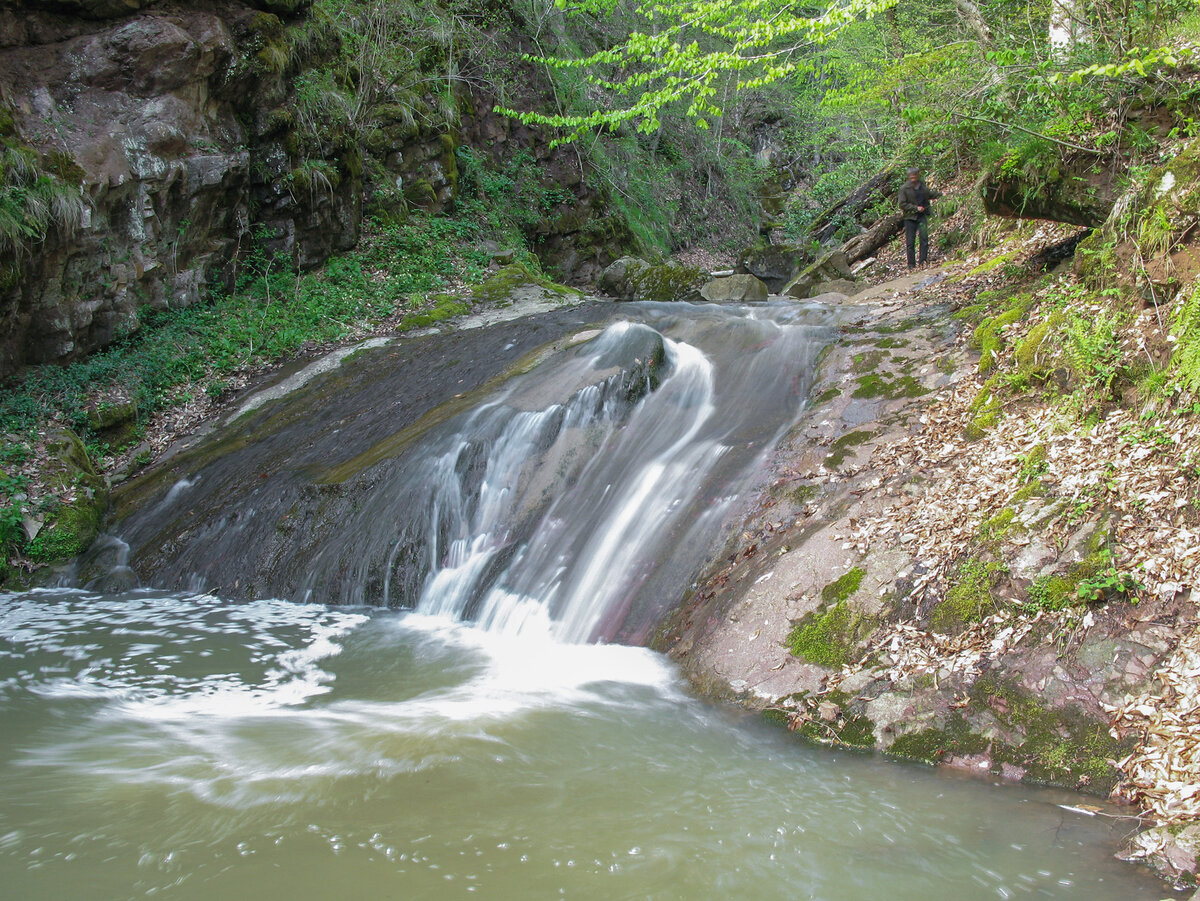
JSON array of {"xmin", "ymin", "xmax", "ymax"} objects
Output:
[{"xmin": 0, "ymin": 590, "xmax": 1164, "ymax": 900}]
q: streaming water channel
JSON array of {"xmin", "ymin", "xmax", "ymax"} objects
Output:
[{"xmin": 0, "ymin": 301, "xmax": 1168, "ymax": 898}]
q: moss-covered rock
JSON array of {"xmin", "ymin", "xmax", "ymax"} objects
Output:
[
  {"xmin": 965, "ymin": 376, "xmax": 1002, "ymax": 440},
  {"xmin": 1027, "ymin": 526, "xmax": 1125, "ymax": 609},
  {"xmin": 467, "ymin": 263, "xmax": 580, "ymax": 307},
  {"xmin": 699, "ymin": 274, "xmax": 768, "ymax": 303},
  {"xmin": 887, "ymin": 713, "xmax": 989, "ymax": 765},
  {"xmin": 981, "ymin": 149, "xmax": 1118, "ymax": 228},
  {"xmin": 599, "ymin": 257, "xmax": 706, "ymax": 301},
  {"xmin": 629, "ymin": 261, "xmax": 707, "ymax": 302},
  {"xmin": 26, "ymin": 430, "xmax": 107, "ymax": 567},
  {"xmin": 1011, "ymin": 310, "xmax": 1066, "ymax": 388},
  {"xmin": 929, "ymin": 559, "xmax": 1003, "ymax": 633},
  {"xmin": 399, "ymin": 294, "xmax": 470, "ymax": 329},
  {"xmin": 970, "ymin": 675, "xmax": 1130, "ymax": 793},
  {"xmin": 786, "ymin": 569, "xmax": 872, "ymax": 667},
  {"xmin": 86, "ymin": 399, "xmax": 140, "ymax": 447},
  {"xmin": 971, "ymin": 293, "xmax": 1033, "ymax": 375},
  {"xmin": 737, "ymin": 242, "xmax": 807, "ymax": 292},
  {"xmin": 824, "ymin": 430, "xmax": 874, "ymax": 469},
  {"xmin": 851, "ymin": 372, "xmax": 928, "ymax": 400}
]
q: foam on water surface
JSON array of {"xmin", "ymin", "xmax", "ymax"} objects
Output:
[{"xmin": 0, "ymin": 589, "xmax": 1169, "ymax": 900}]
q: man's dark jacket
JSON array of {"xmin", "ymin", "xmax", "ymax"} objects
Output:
[{"xmin": 898, "ymin": 180, "xmax": 941, "ymax": 220}]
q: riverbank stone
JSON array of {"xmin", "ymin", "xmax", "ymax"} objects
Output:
[
  {"xmin": 735, "ymin": 242, "xmax": 807, "ymax": 292},
  {"xmin": 598, "ymin": 257, "xmax": 706, "ymax": 301},
  {"xmin": 700, "ymin": 274, "xmax": 769, "ymax": 303}
]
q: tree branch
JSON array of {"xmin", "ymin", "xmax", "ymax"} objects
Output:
[{"xmin": 949, "ymin": 112, "xmax": 1099, "ymax": 154}]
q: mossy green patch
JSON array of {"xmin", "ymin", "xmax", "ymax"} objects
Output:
[
  {"xmin": 786, "ymin": 600, "xmax": 871, "ymax": 667},
  {"xmin": 787, "ymin": 571, "xmax": 871, "ymax": 668},
  {"xmin": 27, "ymin": 498, "xmax": 103, "ymax": 563},
  {"xmin": 824, "ymin": 430, "xmax": 873, "ymax": 469},
  {"xmin": 762, "ymin": 707, "xmax": 790, "ymax": 727},
  {"xmin": 952, "ymin": 302, "xmax": 989, "ymax": 322},
  {"xmin": 466, "ymin": 263, "xmax": 578, "ymax": 306},
  {"xmin": 778, "ymin": 481, "xmax": 817, "ymax": 506},
  {"xmin": 792, "ymin": 691, "xmax": 877, "ymax": 749},
  {"xmin": 627, "ymin": 261, "xmax": 706, "ymax": 302},
  {"xmin": 888, "ymin": 713, "xmax": 989, "ymax": 764},
  {"xmin": 23, "ymin": 430, "xmax": 107, "ymax": 567},
  {"xmin": 965, "ymin": 376, "xmax": 1002, "ymax": 440},
  {"xmin": 930, "ymin": 559, "xmax": 1003, "ymax": 633},
  {"xmin": 970, "ymin": 675, "xmax": 1130, "ymax": 793},
  {"xmin": 976, "ymin": 507, "xmax": 1020, "ymax": 545},
  {"xmin": 822, "ymin": 566, "xmax": 865, "ymax": 603},
  {"xmin": 1010, "ymin": 310, "xmax": 1066, "ymax": 389},
  {"xmin": 852, "ymin": 373, "xmax": 929, "ymax": 400},
  {"xmin": 851, "ymin": 350, "xmax": 886, "ymax": 373},
  {"xmin": 813, "ymin": 385, "xmax": 841, "ymax": 406},
  {"xmin": 966, "ymin": 251, "xmax": 1018, "ymax": 277},
  {"xmin": 971, "ymin": 294, "xmax": 1033, "ymax": 375},
  {"xmin": 399, "ymin": 294, "xmax": 470, "ymax": 329},
  {"xmin": 1026, "ymin": 527, "xmax": 1120, "ymax": 610},
  {"xmin": 874, "ymin": 337, "xmax": 909, "ymax": 349}
]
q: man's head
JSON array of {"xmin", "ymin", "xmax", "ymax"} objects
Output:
[{"xmin": 907, "ymin": 167, "xmax": 920, "ymax": 184}]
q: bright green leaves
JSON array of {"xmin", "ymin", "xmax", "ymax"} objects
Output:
[
  {"xmin": 1053, "ymin": 44, "xmax": 1196, "ymax": 85},
  {"xmin": 499, "ymin": 0, "xmax": 899, "ymax": 143}
]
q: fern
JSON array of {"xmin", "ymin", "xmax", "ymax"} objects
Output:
[
  {"xmin": 1063, "ymin": 307, "xmax": 1123, "ymax": 393},
  {"xmin": 1173, "ymin": 282, "xmax": 1200, "ymax": 394}
]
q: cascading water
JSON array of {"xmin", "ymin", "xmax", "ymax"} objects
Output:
[
  {"xmin": 0, "ymin": 300, "xmax": 1169, "ymax": 899},
  {"xmin": 327, "ymin": 322, "xmax": 733, "ymax": 642},
  {"xmin": 97, "ymin": 301, "xmax": 839, "ymax": 642}
]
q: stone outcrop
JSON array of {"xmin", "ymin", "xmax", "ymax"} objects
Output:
[
  {"xmin": 735, "ymin": 242, "xmax": 808, "ymax": 292},
  {"xmin": 783, "ymin": 250, "xmax": 859, "ymax": 299},
  {"xmin": 0, "ymin": 0, "xmax": 358, "ymax": 373},
  {"xmin": 982, "ymin": 151, "xmax": 1118, "ymax": 227},
  {"xmin": 598, "ymin": 257, "xmax": 706, "ymax": 301},
  {"xmin": 658, "ymin": 276, "xmax": 1160, "ymax": 801},
  {"xmin": 599, "ymin": 257, "xmax": 650, "ymax": 298},
  {"xmin": 700, "ymin": 274, "xmax": 768, "ymax": 303},
  {"xmin": 0, "ymin": 0, "xmax": 633, "ymax": 376}
]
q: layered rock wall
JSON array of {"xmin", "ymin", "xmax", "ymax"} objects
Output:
[
  {"xmin": 0, "ymin": 0, "xmax": 351, "ymax": 372},
  {"xmin": 0, "ymin": 0, "xmax": 627, "ymax": 376}
]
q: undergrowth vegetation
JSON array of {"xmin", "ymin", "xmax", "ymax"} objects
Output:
[
  {"xmin": 0, "ymin": 215, "xmax": 496, "ymax": 441},
  {"xmin": 0, "ymin": 202, "xmax": 551, "ymax": 585}
]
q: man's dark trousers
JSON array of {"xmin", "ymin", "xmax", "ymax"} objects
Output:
[{"xmin": 905, "ymin": 216, "xmax": 929, "ymax": 268}]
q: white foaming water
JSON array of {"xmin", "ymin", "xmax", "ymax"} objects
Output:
[
  {"xmin": 0, "ymin": 588, "xmax": 367, "ymax": 718},
  {"xmin": 411, "ymin": 328, "xmax": 725, "ymax": 643},
  {"xmin": 0, "ymin": 590, "xmax": 678, "ymax": 804},
  {"xmin": 0, "ymin": 589, "xmax": 1168, "ymax": 900}
]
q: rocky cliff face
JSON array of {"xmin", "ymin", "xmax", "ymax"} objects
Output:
[
  {"xmin": 0, "ymin": 0, "xmax": 626, "ymax": 376},
  {"xmin": 0, "ymin": 0, "xmax": 340, "ymax": 372}
]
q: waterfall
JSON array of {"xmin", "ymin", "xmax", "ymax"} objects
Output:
[
  {"xmin": 407, "ymin": 330, "xmax": 718, "ymax": 643},
  {"xmin": 101, "ymin": 301, "xmax": 838, "ymax": 644}
]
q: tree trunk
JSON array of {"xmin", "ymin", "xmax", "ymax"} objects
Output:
[
  {"xmin": 809, "ymin": 167, "xmax": 900, "ymax": 245},
  {"xmin": 839, "ymin": 212, "xmax": 905, "ymax": 264},
  {"xmin": 953, "ymin": 0, "xmax": 992, "ymax": 45},
  {"xmin": 885, "ymin": 6, "xmax": 903, "ymax": 59}
]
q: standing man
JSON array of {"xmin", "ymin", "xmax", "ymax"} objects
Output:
[{"xmin": 898, "ymin": 168, "xmax": 940, "ymax": 269}]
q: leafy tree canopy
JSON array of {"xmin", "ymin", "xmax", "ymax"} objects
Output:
[{"xmin": 499, "ymin": 0, "xmax": 899, "ymax": 141}]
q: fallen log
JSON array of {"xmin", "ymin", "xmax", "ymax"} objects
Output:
[
  {"xmin": 809, "ymin": 167, "xmax": 900, "ymax": 244},
  {"xmin": 840, "ymin": 211, "xmax": 905, "ymax": 263}
]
